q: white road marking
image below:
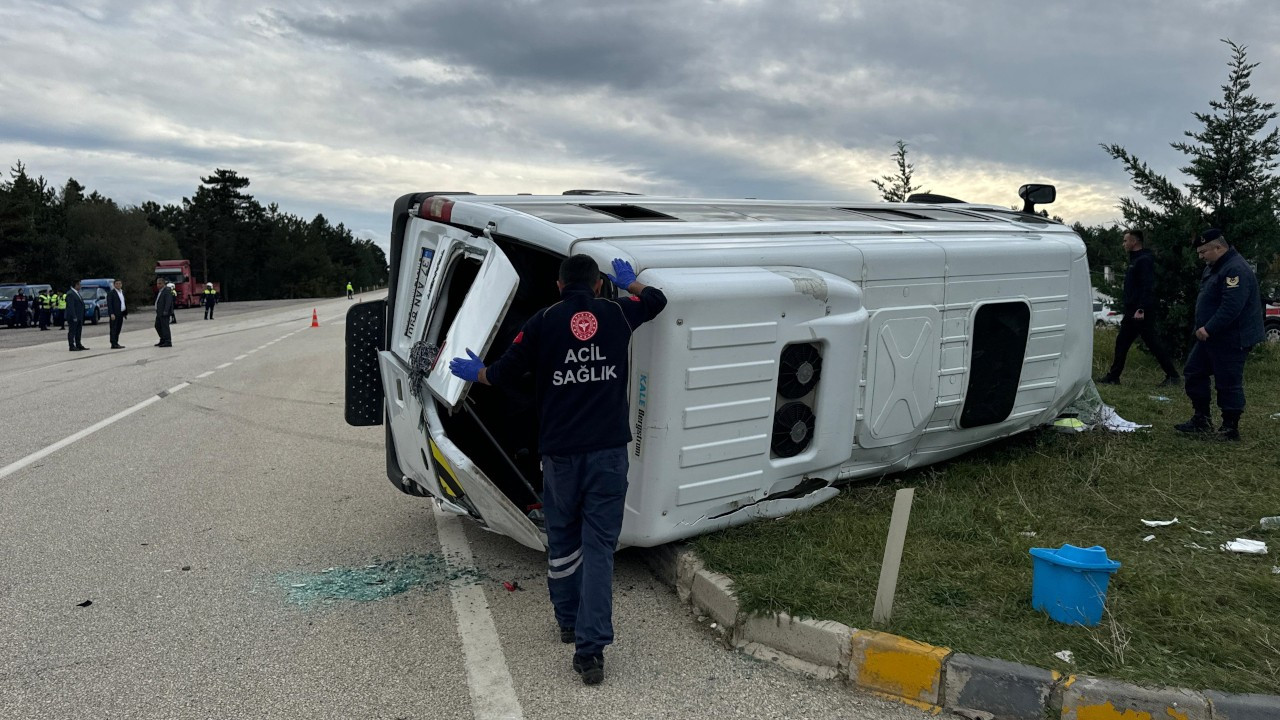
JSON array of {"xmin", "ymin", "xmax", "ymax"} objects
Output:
[
  {"xmin": 235, "ymin": 354, "xmax": 248, "ymax": 360},
  {"xmin": 0, "ymin": 395, "xmax": 162, "ymax": 481},
  {"xmin": 432, "ymin": 505, "xmax": 525, "ymax": 720},
  {"xmin": 216, "ymin": 363, "xmax": 233, "ymax": 369},
  {"xmin": 196, "ymin": 371, "xmax": 215, "ymax": 379},
  {"xmin": 164, "ymin": 382, "xmax": 190, "ymax": 395}
]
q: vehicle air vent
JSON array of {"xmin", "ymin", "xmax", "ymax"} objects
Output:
[
  {"xmin": 772, "ymin": 402, "xmax": 816, "ymax": 458},
  {"xmin": 778, "ymin": 343, "xmax": 823, "ymax": 399}
]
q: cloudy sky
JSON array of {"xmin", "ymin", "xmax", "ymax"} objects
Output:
[{"xmin": 3, "ymin": 0, "xmax": 1279, "ymax": 249}]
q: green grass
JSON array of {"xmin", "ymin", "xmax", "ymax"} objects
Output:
[{"xmin": 694, "ymin": 330, "xmax": 1280, "ymax": 694}]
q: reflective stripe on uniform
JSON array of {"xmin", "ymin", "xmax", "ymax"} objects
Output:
[
  {"xmin": 548, "ymin": 547, "xmax": 581, "ymax": 568},
  {"xmin": 547, "ymin": 557, "xmax": 583, "ymax": 579}
]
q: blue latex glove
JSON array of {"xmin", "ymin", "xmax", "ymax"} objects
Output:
[
  {"xmin": 605, "ymin": 258, "xmax": 637, "ymax": 289},
  {"xmin": 449, "ymin": 349, "xmax": 484, "ymax": 383}
]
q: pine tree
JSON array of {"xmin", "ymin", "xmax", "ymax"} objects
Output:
[
  {"xmin": 1102, "ymin": 39, "xmax": 1279, "ymax": 354},
  {"xmin": 871, "ymin": 140, "xmax": 926, "ymax": 202}
]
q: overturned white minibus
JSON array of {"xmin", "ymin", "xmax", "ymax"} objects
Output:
[{"xmin": 345, "ymin": 188, "xmax": 1092, "ymax": 551}]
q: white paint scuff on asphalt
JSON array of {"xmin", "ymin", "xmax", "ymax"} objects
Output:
[{"xmin": 432, "ymin": 504, "xmax": 525, "ymax": 720}]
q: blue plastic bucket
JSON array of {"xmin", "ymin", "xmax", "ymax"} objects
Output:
[{"xmin": 1029, "ymin": 544, "xmax": 1121, "ymax": 626}]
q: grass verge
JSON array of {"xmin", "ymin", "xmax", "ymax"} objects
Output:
[{"xmin": 694, "ymin": 330, "xmax": 1280, "ymax": 694}]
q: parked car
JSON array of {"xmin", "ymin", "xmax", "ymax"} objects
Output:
[
  {"xmin": 1266, "ymin": 302, "xmax": 1279, "ymax": 343},
  {"xmin": 1093, "ymin": 301, "xmax": 1122, "ymax": 327},
  {"xmin": 0, "ymin": 283, "xmax": 53, "ymax": 327},
  {"xmin": 79, "ymin": 286, "xmax": 109, "ymax": 325}
]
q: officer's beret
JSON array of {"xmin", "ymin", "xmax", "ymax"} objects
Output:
[{"xmin": 1194, "ymin": 228, "xmax": 1225, "ymax": 247}]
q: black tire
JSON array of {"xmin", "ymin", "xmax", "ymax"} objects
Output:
[
  {"xmin": 90, "ymin": 308, "xmax": 100, "ymax": 325},
  {"xmin": 1265, "ymin": 321, "xmax": 1280, "ymax": 344}
]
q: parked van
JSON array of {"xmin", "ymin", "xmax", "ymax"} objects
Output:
[
  {"xmin": 79, "ymin": 279, "xmax": 115, "ymax": 325},
  {"xmin": 345, "ymin": 188, "xmax": 1092, "ymax": 550}
]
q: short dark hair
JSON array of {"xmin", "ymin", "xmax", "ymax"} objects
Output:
[
  {"xmin": 1125, "ymin": 229, "xmax": 1144, "ymax": 243},
  {"xmin": 559, "ymin": 254, "xmax": 599, "ymax": 286}
]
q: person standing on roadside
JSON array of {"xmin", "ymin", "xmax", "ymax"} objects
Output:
[
  {"xmin": 448, "ymin": 255, "xmax": 667, "ymax": 686},
  {"xmin": 36, "ymin": 289, "xmax": 50, "ymax": 331},
  {"xmin": 11, "ymin": 289, "xmax": 28, "ymax": 328},
  {"xmin": 54, "ymin": 290, "xmax": 66, "ymax": 329},
  {"xmin": 154, "ymin": 282, "xmax": 175, "ymax": 347},
  {"xmin": 346, "ymin": 281, "xmax": 354, "ymax": 300},
  {"xmin": 1175, "ymin": 229, "xmax": 1264, "ymax": 441},
  {"xmin": 1097, "ymin": 229, "xmax": 1181, "ymax": 386},
  {"xmin": 202, "ymin": 282, "xmax": 218, "ymax": 320},
  {"xmin": 108, "ymin": 279, "xmax": 127, "ymax": 349},
  {"xmin": 65, "ymin": 280, "xmax": 87, "ymax": 351}
]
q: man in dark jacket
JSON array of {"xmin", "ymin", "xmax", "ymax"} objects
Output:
[
  {"xmin": 1175, "ymin": 229, "xmax": 1265, "ymax": 441},
  {"xmin": 154, "ymin": 283, "xmax": 175, "ymax": 347},
  {"xmin": 449, "ymin": 255, "xmax": 667, "ymax": 686},
  {"xmin": 65, "ymin": 281, "xmax": 87, "ymax": 351},
  {"xmin": 1098, "ymin": 229, "xmax": 1180, "ymax": 386},
  {"xmin": 108, "ymin": 279, "xmax": 128, "ymax": 349}
]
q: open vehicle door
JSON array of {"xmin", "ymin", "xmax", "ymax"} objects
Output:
[{"xmin": 379, "ymin": 224, "xmax": 545, "ymax": 550}]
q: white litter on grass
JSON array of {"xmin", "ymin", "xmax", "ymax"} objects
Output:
[
  {"xmin": 1221, "ymin": 539, "xmax": 1268, "ymax": 555},
  {"xmin": 1053, "ymin": 650, "xmax": 1075, "ymax": 663},
  {"xmin": 1272, "ymin": 567, "xmax": 1280, "ymax": 575},
  {"xmin": 1186, "ymin": 543, "xmax": 1209, "ymax": 551},
  {"xmin": 1261, "ymin": 516, "xmax": 1280, "ymax": 530},
  {"xmin": 1143, "ymin": 535, "xmax": 1156, "ymax": 542},
  {"xmin": 1149, "ymin": 395, "xmax": 1171, "ymax": 402},
  {"xmin": 1190, "ymin": 527, "xmax": 1213, "ymax": 535},
  {"xmin": 1142, "ymin": 518, "xmax": 1179, "ymax": 527},
  {"xmin": 1019, "ymin": 531, "xmax": 1038, "ymax": 538},
  {"xmin": 1099, "ymin": 406, "xmax": 1151, "ymax": 432}
]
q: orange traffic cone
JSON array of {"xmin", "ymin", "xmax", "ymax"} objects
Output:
[{"xmin": 311, "ymin": 309, "xmax": 319, "ymax": 328}]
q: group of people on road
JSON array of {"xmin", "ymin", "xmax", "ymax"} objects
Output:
[
  {"xmin": 5, "ymin": 289, "xmax": 69, "ymax": 330},
  {"xmin": 60, "ymin": 280, "xmax": 219, "ymax": 352},
  {"xmin": 1097, "ymin": 228, "xmax": 1265, "ymax": 441}
]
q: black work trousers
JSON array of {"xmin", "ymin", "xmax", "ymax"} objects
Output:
[
  {"xmin": 1108, "ymin": 314, "xmax": 1179, "ymax": 379},
  {"xmin": 154, "ymin": 314, "xmax": 172, "ymax": 345},
  {"xmin": 109, "ymin": 314, "xmax": 124, "ymax": 346},
  {"xmin": 66, "ymin": 320, "xmax": 82, "ymax": 349}
]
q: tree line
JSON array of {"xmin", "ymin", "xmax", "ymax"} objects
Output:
[
  {"xmin": 873, "ymin": 39, "xmax": 1280, "ymax": 355},
  {"xmin": 0, "ymin": 166, "xmax": 387, "ymax": 307}
]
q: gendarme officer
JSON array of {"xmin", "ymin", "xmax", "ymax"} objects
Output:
[{"xmin": 1175, "ymin": 229, "xmax": 1264, "ymax": 441}]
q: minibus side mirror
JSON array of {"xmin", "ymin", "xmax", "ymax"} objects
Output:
[{"xmin": 1018, "ymin": 184, "xmax": 1056, "ymax": 214}]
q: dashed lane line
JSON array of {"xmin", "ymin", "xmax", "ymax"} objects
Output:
[{"xmin": 0, "ymin": 320, "xmax": 317, "ymax": 481}]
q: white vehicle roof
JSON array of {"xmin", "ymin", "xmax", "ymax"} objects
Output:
[{"xmin": 430, "ymin": 193, "xmax": 1076, "ymax": 259}]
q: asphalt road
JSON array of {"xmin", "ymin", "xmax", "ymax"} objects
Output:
[{"xmin": 0, "ymin": 294, "xmax": 928, "ymax": 720}]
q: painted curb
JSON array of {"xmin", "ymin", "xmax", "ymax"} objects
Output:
[
  {"xmin": 641, "ymin": 543, "xmax": 1280, "ymax": 719},
  {"xmin": 848, "ymin": 630, "xmax": 951, "ymax": 710},
  {"xmin": 1061, "ymin": 676, "xmax": 1209, "ymax": 720},
  {"xmin": 1204, "ymin": 690, "xmax": 1280, "ymax": 720},
  {"xmin": 945, "ymin": 653, "xmax": 1059, "ymax": 720},
  {"xmin": 736, "ymin": 611, "xmax": 854, "ymax": 673}
]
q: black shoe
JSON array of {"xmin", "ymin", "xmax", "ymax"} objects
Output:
[
  {"xmin": 111, "ymin": 344, "xmax": 124, "ymax": 349},
  {"xmin": 69, "ymin": 347, "xmax": 80, "ymax": 352},
  {"xmin": 1174, "ymin": 414, "xmax": 1213, "ymax": 434},
  {"xmin": 572, "ymin": 654, "xmax": 604, "ymax": 685},
  {"xmin": 559, "ymin": 626, "xmax": 575, "ymax": 644},
  {"xmin": 1158, "ymin": 375, "xmax": 1181, "ymax": 387},
  {"xmin": 1216, "ymin": 426, "xmax": 1241, "ymax": 442},
  {"xmin": 77, "ymin": 346, "xmax": 88, "ymax": 351},
  {"xmin": 157, "ymin": 342, "xmax": 172, "ymax": 347},
  {"xmin": 1096, "ymin": 374, "xmax": 1120, "ymax": 385}
]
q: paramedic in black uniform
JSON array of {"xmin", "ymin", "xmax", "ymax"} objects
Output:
[
  {"xmin": 1175, "ymin": 229, "xmax": 1264, "ymax": 441},
  {"xmin": 449, "ymin": 255, "xmax": 666, "ymax": 685},
  {"xmin": 1097, "ymin": 229, "xmax": 1181, "ymax": 386}
]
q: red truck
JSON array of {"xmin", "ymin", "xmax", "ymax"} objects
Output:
[{"xmin": 155, "ymin": 259, "xmax": 221, "ymax": 308}]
